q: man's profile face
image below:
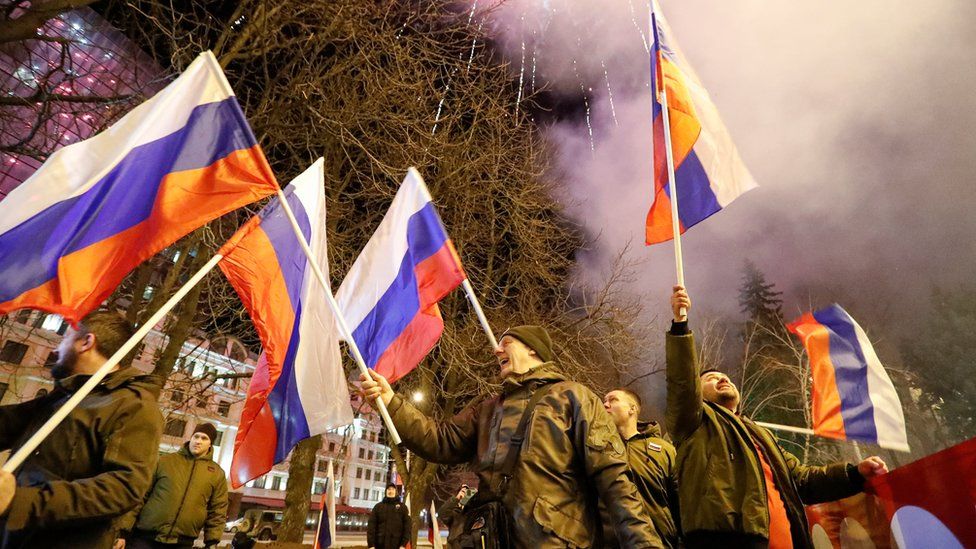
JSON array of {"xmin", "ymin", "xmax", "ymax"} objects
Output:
[
  {"xmin": 51, "ymin": 326, "xmax": 86, "ymax": 380},
  {"xmin": 701, "ymin": 371, "xmax": 740, "ymax": 411},
  {"xmin": 494, "ymin": 336, "xmax": 538, "ymax": 379},
  {"xmin": 603, "ymin": 390, "xmax": 636, "ymax": 427}
]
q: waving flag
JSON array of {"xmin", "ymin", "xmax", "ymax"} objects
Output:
[
  {"xmin": 336, "ymin": 168, "xmax": 466, "ymax": 383},
  {"xmin": 0, "ymin": 51, "xmax": 277, "ymax": 324},
  {"xmin": 645, "ymin": 2, "xmax": 756, "ymax": 245},
  {"xmin": 221, "ymin": 160, "xmax": 353, "ymax": 488},
  {"xmin": 787, "ymin": 304, "xmax": 909, "ymax": 452}
]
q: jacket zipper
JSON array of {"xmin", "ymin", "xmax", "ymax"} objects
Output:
[{"xmin": 166, "ymin": 455, "xmax": 198, "ymax": 540}]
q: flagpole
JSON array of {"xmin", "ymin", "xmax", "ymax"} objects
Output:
[
  {"xmin": 408, "ymin": 168, "xmax": 498, "ymax": 350},
  {"xmin": 2, "ymin": 254, "xmax": 223, "ymax": 473},
  {"xmin": 461, "ymin": 279, "xmax": 498, "ymax": 349},
  {"xmin": 271, "ymin": 187, "xmax": 403, "ymax": 447},
  {"xmin": 651, "ymin": 1, "xmax": 687, "ymax": 318},
  {"xmin": 756, "ymin": 421, "xmax": 815, "ymax": 437}
]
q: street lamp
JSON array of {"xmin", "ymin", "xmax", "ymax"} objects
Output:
[{"xmin": 412, "ymin": 391, "xmax": 424, "ymax": 403}]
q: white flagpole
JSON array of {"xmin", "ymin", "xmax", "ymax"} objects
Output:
[
  {"xmin": 408, "ymin": 168, "xmax": 498, "ymax": 350},
  {"xmin": 270, "ymin": 185, "xmax": 403, "ymax": 446},
  {"xmin": 461, "ymin": 279, "xmax": 498, "ymax": 349},
  {"xmin": 2, "ymin": 254, "xmax": 223, "ymax": 472},
  {"xmin": 327, "ymin": 459, "xmax": 337, "ymax": 544},
  {"xmin": 756, "ymin": 421, "xmax": 815, "ymax": 437},
  {"xmin": 651, "ymin": 1, "xmax": 687, "ymax": 318}
]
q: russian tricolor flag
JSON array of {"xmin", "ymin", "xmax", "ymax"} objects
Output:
[
  {"xmin": 220, "ymin": 160, "xmax": 353, "ymax": 488},
  {"xmin": 336, "ymin": 168, "xmax": 466, "ymax": 383},
  {"xmin": 787, "ymin": 304, "xmax": 909, "ymax": 452},
  {"xmin": 0, "ymin": 51, "xmax": 278, "ymax": 324},
  {"xmin": 645, "ymin": 2, "xmax": 757, "ymax": 245}
]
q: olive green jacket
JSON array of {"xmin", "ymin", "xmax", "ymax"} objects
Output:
[
  {"xmin": 387, "ymin": 362, "xmax": 662, "ymax": 548},
  {"xmin": 665, "ymin": 330, "xmax": 865, "ymax": 549},
  {"xmin": 600, "ymin": 421, "xmax": 680, "ymax": 549},
  {"xmin": 121, "ymin": 444, "xmax": 229, "ymax": 545},
  {"xmin": 0, "ymin": 367, "xmax": 163, "ymax": 549}
]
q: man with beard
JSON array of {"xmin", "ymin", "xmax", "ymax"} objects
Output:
[
  {"xmin": 666, "ymin": 286, "xmax": 888, "ymax": 549},
  {"xmin": 0, "ymin": 310, "xmax": 163, "ymax": 549}
]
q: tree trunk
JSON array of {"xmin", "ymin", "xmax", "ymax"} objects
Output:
[
  {"xmin": 150, "ymin": 248, "xmax": 209, "ymax": 381},
  {"xmin": 279, "ymin": 435, "xmax": 321, "ymax": 542}
]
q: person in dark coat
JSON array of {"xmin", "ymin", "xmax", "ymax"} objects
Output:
[
  {"xmin": 361, "ymin": 325, "xmax": 661, "ymax": 548},
  {"xmin": 603, "ymin": 388, "xmax": 680, "ymax": 548},
  {"xmin": 367, "ymin": 484, "xmax": 411, "ymax": 549},
  {"xmin": 436, "ymin": 484, "xmax": 474, "ymax": 548},
  {"xmin": 0, "ymin": 311, "xmax": 163, "ymax": 549}
]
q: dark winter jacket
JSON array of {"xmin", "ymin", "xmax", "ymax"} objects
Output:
[
  {"xmin": 665, "ymin": 328, "xmax": 865, "ymax": 548},
  {"xmin": 121, "ymin": 443, "xmax": 229, "ymax": 545},
  {"xmin": 367, "ymin": 497, "xmax": 410, "ymax": 549},
  {"xmin": 387, "ymin": 362, "xmax": 662, "ymax": 548},
  {"xmin": 601, "ymin": 422, "xmax": 680, "ymax": 549},
  {"xmin": 0, "ymin": 367, "xmax": 163, "ymax": 549}
]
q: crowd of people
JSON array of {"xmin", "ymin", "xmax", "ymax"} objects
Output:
[
  {"xmin": 360, "ymin": 286, "xmax": 889, "ymax": 548},
  {"xmin": 0, "ymin": 287, "xmax": 888, "ymax": 548}
]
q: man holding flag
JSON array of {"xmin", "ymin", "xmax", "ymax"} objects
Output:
[
  {"xmin": 0, "ymin": 311, "xmax": 163, "ymax": 549},
  {"xmin": 665, "ymin": 286, "xmax": 888, "ymax": 549},
  {"xmin": 361, "ymin": 325, "xmax": 662, "ymax": 548}
]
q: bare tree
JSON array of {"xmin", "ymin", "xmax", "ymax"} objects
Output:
[{"xmin": 4, "ymin": 0, "xmax": 655, "ymax": 543}]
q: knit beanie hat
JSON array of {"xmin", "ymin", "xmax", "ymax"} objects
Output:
[
  {"xmin": 193, "ymin": 422, "xmax": 218, "ymax": 442},
  {"xmin": 501, "ymin": 325, "xmax": 555, "ymax": 363}
]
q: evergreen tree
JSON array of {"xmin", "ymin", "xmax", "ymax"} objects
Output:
[
  {"xmin": 738, "ymin": 259, "xmax": 784, "ymax": 329},
  {"xmin": 901, "ymin": 285, "xmax": 976, "ymax": 444}
]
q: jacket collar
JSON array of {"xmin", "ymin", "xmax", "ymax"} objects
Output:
[
  {"xmin": 500, "ymin": 362, "xmax": 566, "ymax": 395},
  {"xmin": 54, "ymin": 366, "xmax": 149, "ymax": 393},
  {"xmin": 629, "ymin": 420, "xmax": 663, "ymax": 440}
]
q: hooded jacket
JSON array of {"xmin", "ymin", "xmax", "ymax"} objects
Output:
[
  {"xmin": 665, "ymin": 329, "xmax": 865, "ymax": 548},
  {"xmin": 0, "ymin": 367, "xmax": 163, "ymax": 549},
  {"xmin": 121, "ymin": 443, "xmax": 229, "ymax": 545},
  {"xmin": 387, "ymin": 362, "xmax": 662, "ymax": 548}
]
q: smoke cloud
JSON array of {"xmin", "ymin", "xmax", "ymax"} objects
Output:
[{"xmin": 472, "ymin": 0, "xmax": 976, "ymax": 411}]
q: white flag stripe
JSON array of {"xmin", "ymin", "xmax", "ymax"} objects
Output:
[
  {"xmin": 335, "ymin": 169, "xmax": 430, "ymax": 334},
  {"xmin": 292, "ymin": 159, "xmax": 354, "ymax": 434},
  {"xmin": 852, "ymin": 319, "xmax": 910, "ymax": 452},
  {"xmin": 0, "ymin": 52, "xmax": 230, "ymax": 236}
]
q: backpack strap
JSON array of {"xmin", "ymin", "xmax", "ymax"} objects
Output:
[{"xmin": 499, "ymin": 382, "xmax": 555, "ymax": 490}]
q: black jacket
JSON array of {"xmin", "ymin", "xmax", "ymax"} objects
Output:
[{"xmin": 367, "ymin": 497, "xmax": 410, "ymax": 549}]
